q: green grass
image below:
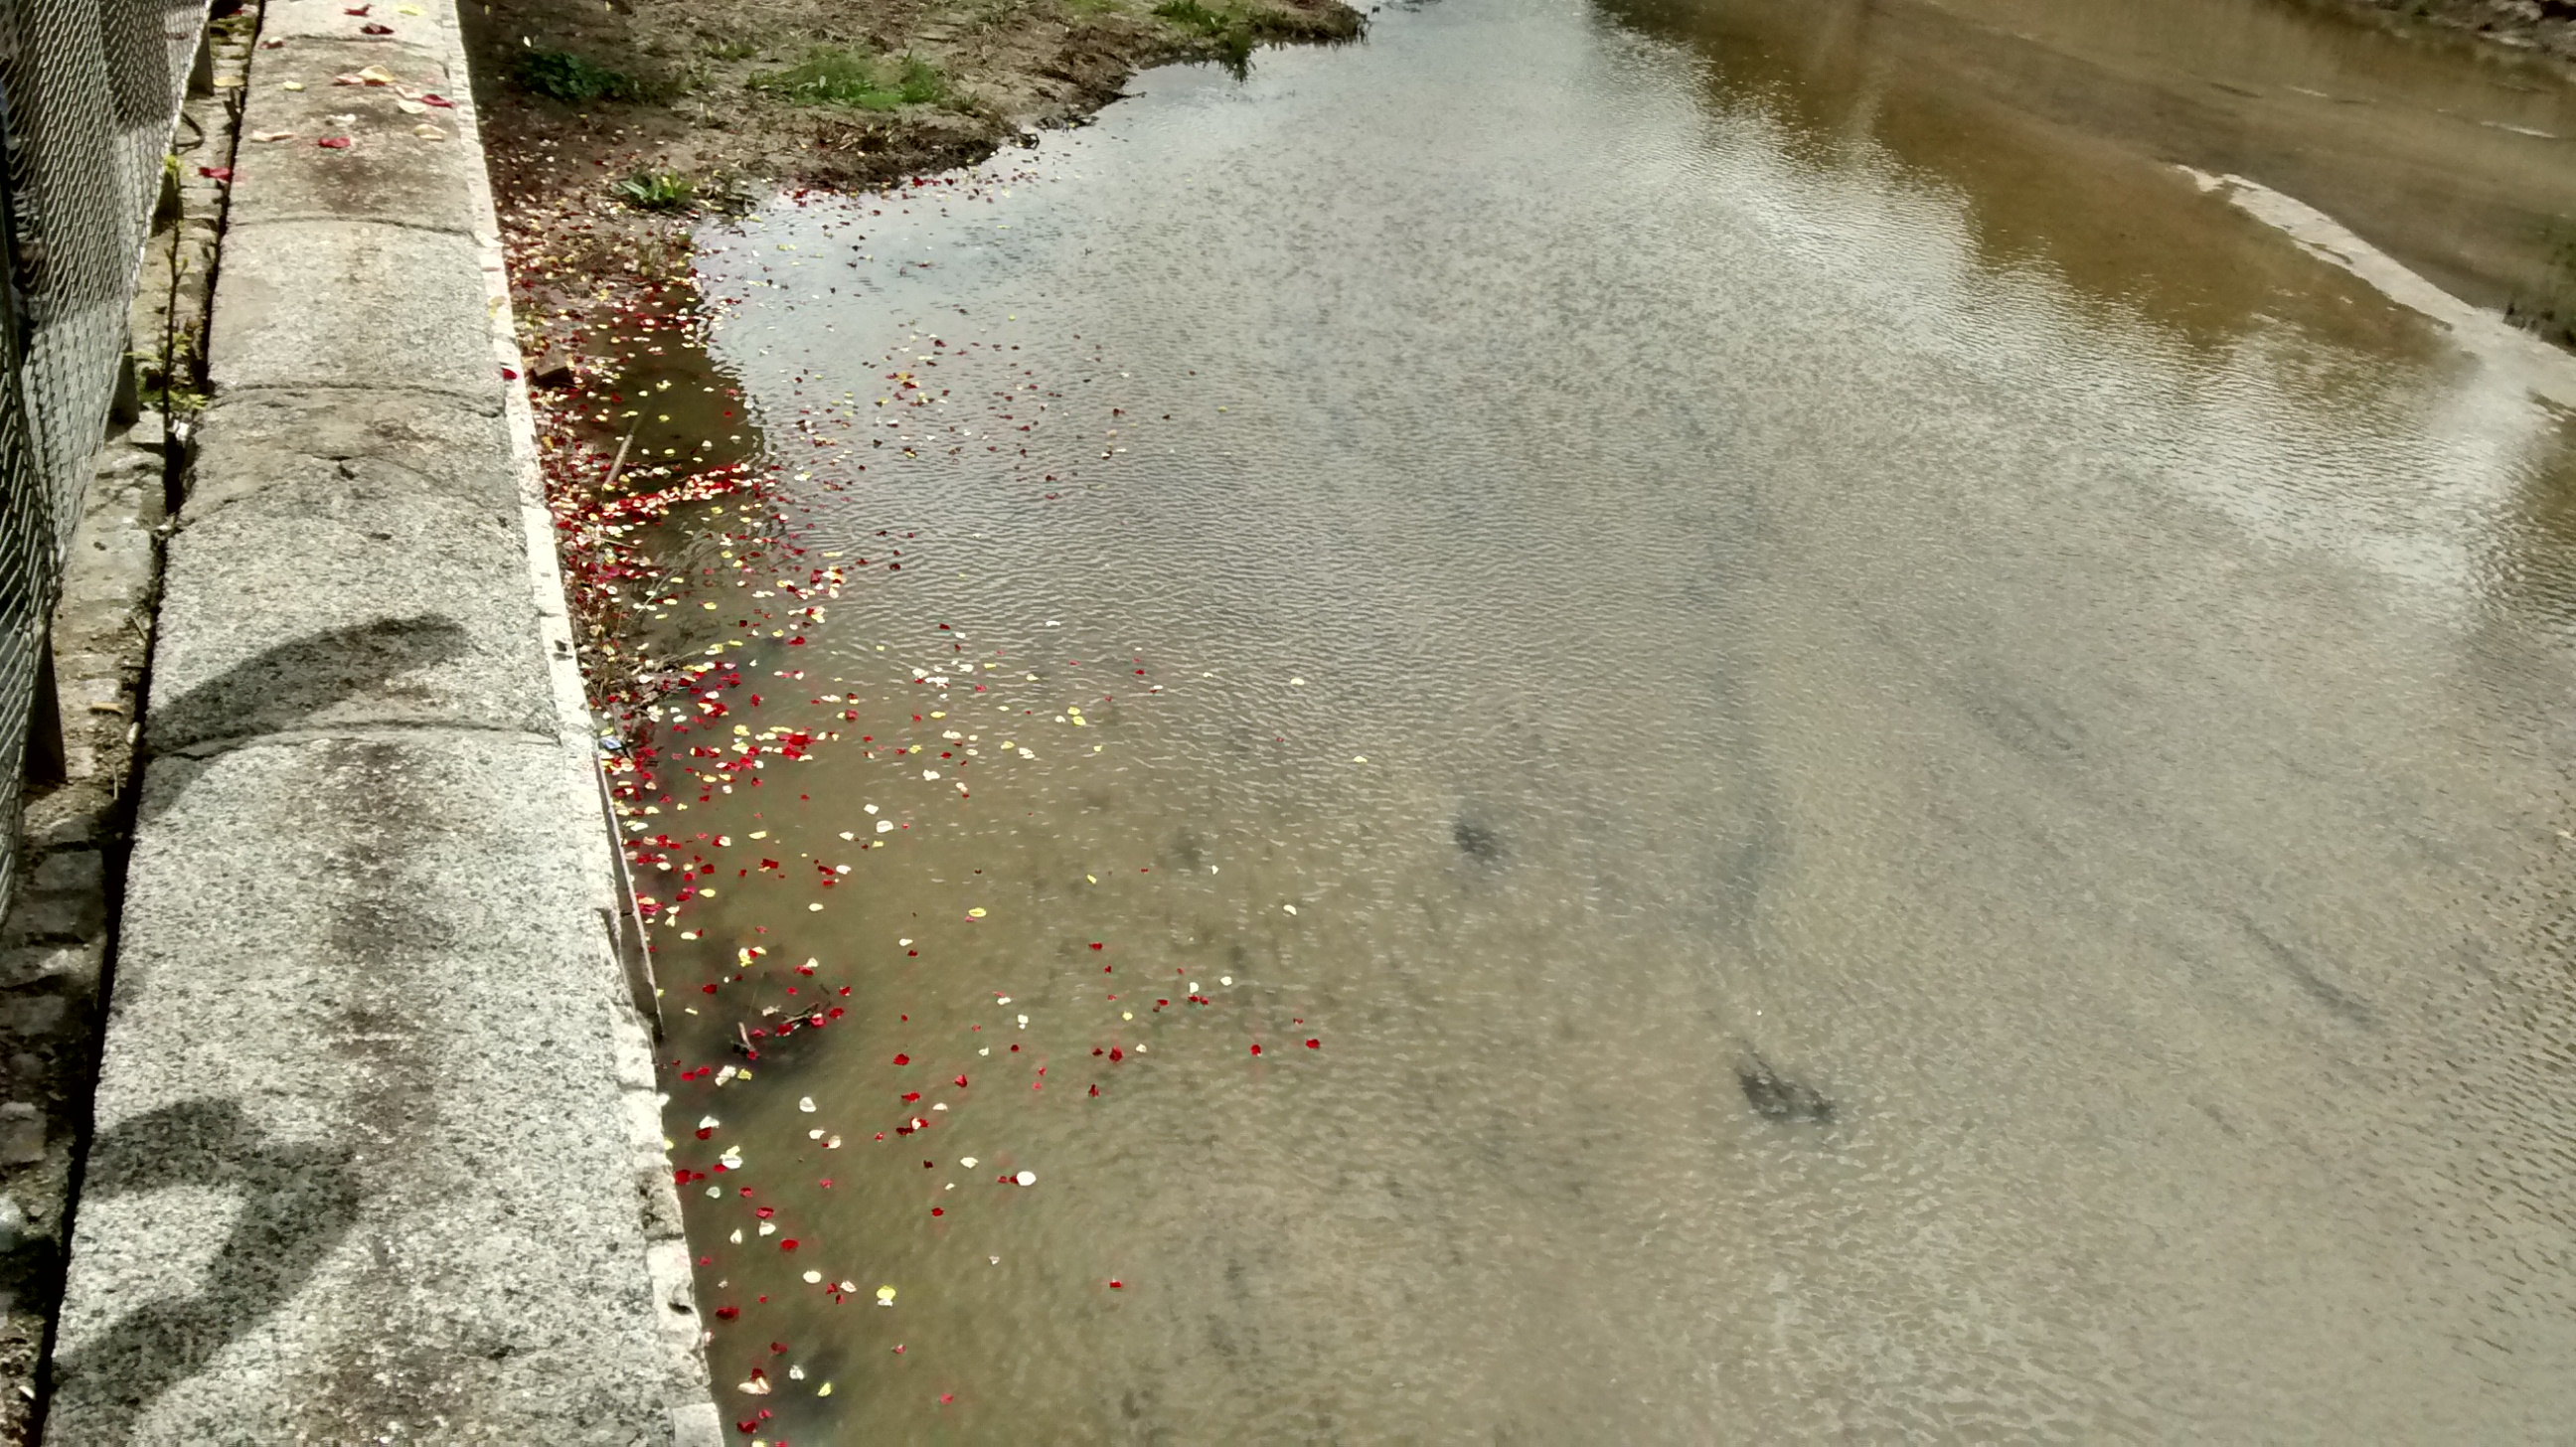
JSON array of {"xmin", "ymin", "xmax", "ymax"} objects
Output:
[
  {"xmin": 615, "ymin": 171, "xmax": 696, "ymax": 210},
  {"xmin": 749, "ymin": 48, "xmax": 949, "ymax": 109},
  {"xmin": 704, "ymin": 37, "xmax": 761, "ymax": 60},
  {"xmin": 136, "ymin": 337, "xmax": 207, "ymax": 416},
  {"xmin": 1153, "ymin": 0, "xmax": 1257, "ymax": 76},
  {"xmin": 516, "ymin": 48, "xmax": 646, "ymax": 102},
  {"xmin": 1151, "ymin": 0, "xmax": 1228, "ymax": 26}
]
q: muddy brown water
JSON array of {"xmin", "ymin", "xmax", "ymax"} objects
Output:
[{"xmin": 605, "ymin": 0, "xmax": 2576, "ymax": 1437}]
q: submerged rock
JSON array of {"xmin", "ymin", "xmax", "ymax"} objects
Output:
[{"xmin": 1738, "ymin": 1054, "xmax": 1835, "ymax": 1123}]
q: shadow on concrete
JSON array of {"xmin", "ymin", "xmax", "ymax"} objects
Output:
[
  {"xmin": 46, "ymin": 1097, "xmax": 359, "ymax": 1438},
  {"xmin": 140, "ymin": 615, "xmax": 470, "ymax": 821}
]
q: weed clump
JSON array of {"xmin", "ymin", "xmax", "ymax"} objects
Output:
[
  {"xmin": 750, "ymin": 48, "xmax": 950, "ymax": 109},
  {"xmin": 1154, "ymin": 0, "xmax": 1253, "ymax": 74},
  {"xmin": 1152, "ymin": 0, "xmax": 1228, "ymax": 26},
  {"xmin": 615, "ymin": 172, "xmax": 696, "ymax": 211},
  {"xmin": 516, "ymin": 48, "xmax": 646, "ymax": 102},
  {"xmin": 1151, "ymin": 0, "xmax": 1356, "ymax": 78}
]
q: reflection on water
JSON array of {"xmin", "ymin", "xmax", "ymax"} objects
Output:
[
  {"xmin": 1605, "ymin": 0, "xmax": 2576, "ymax": 341},
  {"xmin": 612, "ymin": 0, "xmax": 2576, "ymax": 1438}
]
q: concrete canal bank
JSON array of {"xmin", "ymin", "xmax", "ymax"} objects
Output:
[{"xmin": 38, "ymin": 0, "xmax": 716, "ymax": 1439}]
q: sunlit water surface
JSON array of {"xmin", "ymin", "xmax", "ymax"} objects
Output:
[{"xmin": 618, "ymin": 0, "xmax": 2576, "ymax": 1437}]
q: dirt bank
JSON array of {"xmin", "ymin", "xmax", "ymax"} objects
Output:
[
  {"xmin": 465, "ymin": 0, "xmax": 1361, "ymax": 189},
  {"xmin": 2311, "ymin": 0, "xmax": 2576, "ymax": 71},
  {"xmin": 463, "ymin": 0, "xmax": 1361, "ymax": 274}
]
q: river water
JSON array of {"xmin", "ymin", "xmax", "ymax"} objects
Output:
[{"xmin": 607, "ymin": 0, "xmax": 2576, "ymax": 1437}]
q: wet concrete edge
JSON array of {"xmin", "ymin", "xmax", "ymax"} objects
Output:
[{"xmin": 38, "ymin": 0, "xmax": 720, "ymax": 1441}]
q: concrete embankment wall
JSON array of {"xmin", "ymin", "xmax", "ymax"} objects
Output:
[{"xmin": 42, "ymin": 0, "xmax": 717, "ymax": 1439}]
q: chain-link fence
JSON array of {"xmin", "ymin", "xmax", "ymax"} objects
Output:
[{"xmin": 0, "ymin": 0, "xmax": 208, "ymax": 908}]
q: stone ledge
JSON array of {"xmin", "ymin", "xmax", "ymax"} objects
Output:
[
  {"xmin": 49, "ymin": 733, "xmax": 685, "ymax": 1443},
  {"xmin": 183, "ymin": 386, "xmax": 509, "ymax": 522},
  {"xmin": 44, "ymin": 0, "xmax": 714, "ymax": 1435},
  {"xmin": 259, "ymin": 0, "xmax": 451, "ymax": 45},
  {"xmin": 228, "ymin": 38, "xmax": 478, "ymax": 235},
  {"xmin": 206, "ymin": 220, "xmax": 502, "ymax": 402},
  {"xmin": 146, "ymin": 451, "xmax": 557, "ymax": 752}
]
